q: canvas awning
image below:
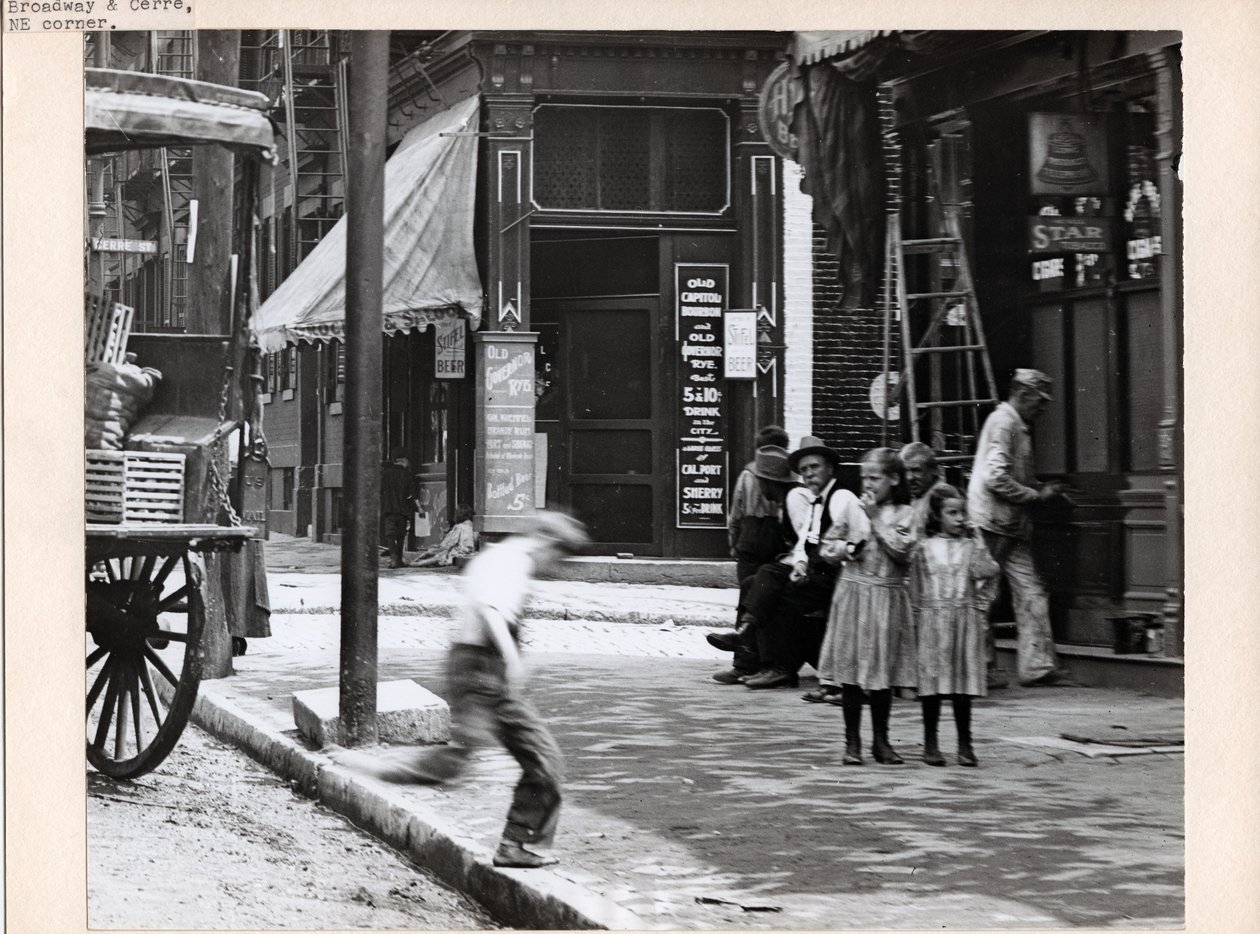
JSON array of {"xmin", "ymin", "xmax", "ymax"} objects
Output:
[
  {"xmin": 251, "ymin": 96, "xmax": 483, "ymax": 353},
  {"xmin": 791, "ymin": 31, "xmax": 895, "ymax": 66}
]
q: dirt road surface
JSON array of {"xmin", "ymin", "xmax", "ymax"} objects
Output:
[{"xmin": 88, "ymin": 721, "xmax": 501, "ymax": 930}]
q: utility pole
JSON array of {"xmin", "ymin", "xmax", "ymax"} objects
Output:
[
  {"xmin": 339, "ymin": 31, "xmax": 389, "ymax": 745},
  {"xmin": 191, "ymin": 30, "xmax": 242, "ymax": 678},
  {"xmin": 86, "ymin": 33, "xmax": 110, "ymax": 295}
]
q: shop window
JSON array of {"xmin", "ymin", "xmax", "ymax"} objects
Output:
[
  {"xmin": 532, "ymin": 105, "xmax": 729, "ymax": 214},
  {"xmin": 1123, "ymin": 108, "xmax": 1161, "ymax": 282},
  {"xmin": 271, "ymin": 466, "xmax": 294, "ymax": 510},
  {"xmin": 324, "ymin": 340, "xmax": 344, "ymax": 404},
  {"xmin": 422, "ymin": 381, "xmax": 449, "ymax": 465}
]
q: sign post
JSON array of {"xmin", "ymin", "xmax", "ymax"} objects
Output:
[{"xmin": 676, "ymin": 264, "xmax": 729, "ymax": 530}]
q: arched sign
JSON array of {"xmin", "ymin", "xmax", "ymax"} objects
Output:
[{"xmin": 757, "ymin": 61, "xmax": 803, "ymax": 163}]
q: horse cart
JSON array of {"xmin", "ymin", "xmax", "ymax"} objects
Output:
[{"xmin": 85, "ymin": 67, "xmax": 277, "ymax": 779}]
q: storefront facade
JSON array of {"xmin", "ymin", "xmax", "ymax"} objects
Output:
[
  {"xmin": 792, "ymin": 30, "xmax": 1184, "ymax": 655},
  {"xmin": 256, "ymin": 31, "xmax": 788, "ymax": 557}
]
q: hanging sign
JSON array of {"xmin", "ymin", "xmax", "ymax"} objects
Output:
[
  {"xmin": 676, "ymin": 264, "xmax": 729, "ymax": 529},
  {"xmin": 1028, "ymin": 113, "xmax": 1109, "ymax": 196},
  {"xmin": 757, "ymin": 61, "xmax": 803, "ymax": 162},
  {"xmin": 434, "ymin": 318, "xmax": 466, "ymax": 379},
  {"xmin": 724, "ymin": 310, "xmax": 757, "ymax": 380},
  {"xmin": 1027, "ymin": 216, "xmax": 1114, "ymax": 254}
]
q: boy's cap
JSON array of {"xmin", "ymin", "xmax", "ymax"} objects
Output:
[{"xmin": 1012, "ymin": 368, "xmax": 1053, "ymax": 400}]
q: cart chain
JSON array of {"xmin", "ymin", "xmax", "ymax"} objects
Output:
[{"xmin": 207, "ymin": 356, "xmax": 242, "ymax": 528}]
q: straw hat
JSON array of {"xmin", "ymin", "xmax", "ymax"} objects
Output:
[{"xmin": 787, "ymin": 435, "xmax": 841, "ymax": 472}]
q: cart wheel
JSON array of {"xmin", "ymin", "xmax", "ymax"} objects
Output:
[{"xmin": 86, "ymin": 551, "xmax": 206, "ymax": 779}]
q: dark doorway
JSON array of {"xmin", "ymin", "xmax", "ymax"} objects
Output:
[{"xmin": 534, "ymin": 297, "xmax": 664, "ymax": 554}]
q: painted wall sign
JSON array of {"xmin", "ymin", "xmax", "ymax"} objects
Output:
[
  {"xmin": 475, "ymin": 334, "xmax": 537, "ymax": 527},
  {"xmin": 676, "ymin": 264, "xmax": 729, "ymax": 529},
  {"xmin": 1027, "ymin": 216, "xmax": 1114, "ymax": 254},
  {"xmin": 723, "ymin": 310, "xmax": 757, "ymax": 380},
  {"xmin": 757, "ymin": 61, "xmax": 802, "ymax": 162},
  {"xmin": 1028, "ymin": 112, "xmax": 1109, "ymax": 196},
  {"xmin": 434, "ymin": 318, "xmax": 466, "ymax": 379}
]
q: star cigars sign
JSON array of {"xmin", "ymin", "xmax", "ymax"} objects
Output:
[{"xmin": 1027, "ymin": 216, "xmax": 1114, "ymax": 254}]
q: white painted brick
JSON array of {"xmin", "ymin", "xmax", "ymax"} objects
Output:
[{"xmin": 781, "ymin": 160, "xmax": 813, "ymax": 443}]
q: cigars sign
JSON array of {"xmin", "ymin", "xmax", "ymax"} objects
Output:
[{"xmin": 676, "ymin": 264, "xmax": 729, "ymax": 529}]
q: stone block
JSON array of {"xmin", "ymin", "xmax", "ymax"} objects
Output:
[{"xmin": 292, "ymin": 679, "xmax": 450, "ymax": 747}]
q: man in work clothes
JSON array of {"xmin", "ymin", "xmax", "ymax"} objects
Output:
[
  {"xmin": 709, "ymin": 439, "xmax": 798, "ymax": 683},
  {"xmin": 743, "ymin": 436, "xmax": 858, "ymax": 690},
  {"xmin": 335, "ymin": 511, "xmax": 590, "ymax": 868},
  {"xmin": 379, "ymin": 447, "xmax": 416, "ymax": 569},
  {"xmin": 968, "ymin": 369, "xmax": 1070, "ymax": 686}
]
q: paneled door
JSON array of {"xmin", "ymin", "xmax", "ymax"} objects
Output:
[{"xmin": 534, "ymin": 297, "xmax": 663, "ymax": 555}]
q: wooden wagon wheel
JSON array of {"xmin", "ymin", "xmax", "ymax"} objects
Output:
[{"xmin": 86, "ymin": 550, "xmax": 206, "ymax": 779}]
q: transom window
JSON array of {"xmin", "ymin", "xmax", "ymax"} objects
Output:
[{"xmin": 532, "ymin": 104, "xmax": 729, "ymax": 214}]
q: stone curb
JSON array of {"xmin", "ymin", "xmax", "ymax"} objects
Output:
[
  {"xmin": 186, "ymin": 682, "xmax": 649, "ymax": 931},
  {"xmin": 270, "ymin": 600, "xmax": 731, "ymax": 628}
]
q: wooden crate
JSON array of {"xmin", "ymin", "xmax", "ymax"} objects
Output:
[
  {"xmin": 85, "ymin": 292, "xmax": 134, "ymax": 365},
  {"xmin": 86, "ymin": 450, "xmax": 125, "ymax": 523},
  {"xmin": 122, "ymin": 451, "xmax": 186, "ymax": 524}
]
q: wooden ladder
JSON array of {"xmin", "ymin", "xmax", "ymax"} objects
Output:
[{"xmin": 890, "ymin": 206, "xmax": 999, "ymax": 466}]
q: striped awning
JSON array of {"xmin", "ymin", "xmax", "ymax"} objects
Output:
[
  {"xmin": 250, "ymin": 96, "xmax": 483, "ymax": 353},
  {"xmin": 790, "ymin": 31, "xmax": 896, "ymax": 66}
]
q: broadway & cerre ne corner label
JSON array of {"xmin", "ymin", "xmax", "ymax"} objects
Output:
[{"xmin": 4, "ymin": 0, "xmax": 190, "ymax": 34}]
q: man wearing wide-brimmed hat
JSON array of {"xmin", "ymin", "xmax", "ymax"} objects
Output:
[
  {"xmin": 709, "ymin": 434, "xmax": 799, "ymax": 684},
  {"xmin": 968, "ymin": 368, "xmax": 1072, "ymax": 686},
  {"xmin": 739, "ymin": 436, "xmax": 868, "ymax": 690}
]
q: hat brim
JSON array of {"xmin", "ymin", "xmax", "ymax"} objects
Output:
[
  {"xmin": 787, "ymin": 446, "xmax": 840, "ymax": 471},
  {"xmin": 749, "ymin": 468, "xmax": 797, "ymax": 483}
]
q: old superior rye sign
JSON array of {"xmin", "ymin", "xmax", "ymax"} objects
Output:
[{"xmin": 675, "ymin": 264, "xmax": 729, "ymax": 529}]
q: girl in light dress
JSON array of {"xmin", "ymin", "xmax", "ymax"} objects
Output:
[
  {"xmin": 816, "ymin": 448, "xmax": 917, "ymax": 766},
  {"xmin": 910, "ymin": 485, "xmax": 1001, "ymax": 767}
]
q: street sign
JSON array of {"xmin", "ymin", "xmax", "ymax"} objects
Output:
[
  {"xmin": 91, "ymin": 237, "xmax": 157, "ymax": 254},
  {"xmin": 757, "ymin": 62, "xmax": 802, "ymax": 163}
]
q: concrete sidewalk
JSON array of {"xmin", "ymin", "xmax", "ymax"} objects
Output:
[
  {"xmin": 189, "ymin": 590, "xmax": 1184, "ymax": 929},
  {"xmin": 264, "ymin": 534, "xmax": 741, "ymax": 627}
]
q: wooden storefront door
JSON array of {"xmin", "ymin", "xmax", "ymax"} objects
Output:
[{"xmin": 534, "ymin": 297, "xmax": 663, "ymax": 555}]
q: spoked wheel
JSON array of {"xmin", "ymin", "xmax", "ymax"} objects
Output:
[{"xmin": 86, "ymin": 550, "xmax": 206, "ymax": 779}]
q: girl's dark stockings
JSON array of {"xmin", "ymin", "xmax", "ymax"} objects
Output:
[
  {"xmin": 920, "ymin": 696, "xmax": 945, "ymax": 765},
  {"xmin": 840, "ymin": 685, "xmax": 864, "ymax": 765},
  {"xmin": 868, "ymin": 689, "xmax": 903, "ymax": 764}
]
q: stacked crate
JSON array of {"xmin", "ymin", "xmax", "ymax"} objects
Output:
[{"xmin": 86, "ymin": 450, "xmax": 186, "ymax": 524}]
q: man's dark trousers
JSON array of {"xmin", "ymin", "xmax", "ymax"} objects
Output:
[{"xmin": 744, "ymin": 562, "xmax": 835, "ymax": 675}]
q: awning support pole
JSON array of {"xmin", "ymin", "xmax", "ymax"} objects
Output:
[{"xmin": 339, "ymin": 31, "xmax": 389, "ymax": 746}]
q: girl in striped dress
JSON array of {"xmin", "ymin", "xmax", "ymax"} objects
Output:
[
  {"xmin": 910, "ymin": 485, "xmax": 1001, "ymax": 767},
  {"xmin": 817, "ymin": 448, "xmax": 917, "ymax": 766}
]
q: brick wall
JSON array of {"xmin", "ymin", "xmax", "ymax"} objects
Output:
[{"xmin": 810, "ymin": 234, "xmax": 889, "ymax": 464}]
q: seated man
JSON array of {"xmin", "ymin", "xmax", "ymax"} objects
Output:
[
  {"xmin": 741, "ymin": 436, "xmax": 865, "ymax": 690},
  {"xmin": 410, "ymin": 503, "xmax": 477, "ymax": 568},
  {"xmin": 709, "ymin": 439, "xmax": 797, "ymax": 683}
]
